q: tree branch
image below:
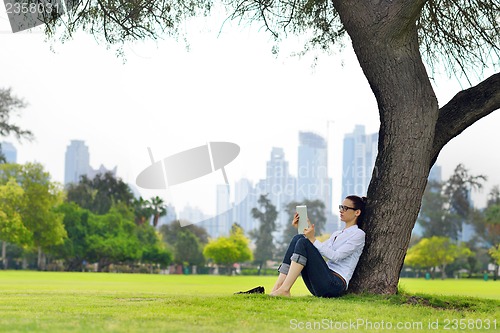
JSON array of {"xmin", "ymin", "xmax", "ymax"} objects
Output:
[{"xmin": 431, "ymin": 72, "xmax": 500, "ymax": 165}]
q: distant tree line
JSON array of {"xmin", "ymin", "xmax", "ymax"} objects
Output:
[
  {"xmin": 404, "ymin": 164, "xmax": 500, "ymax": 279},
  {"xmin": 0, "ymin": 162, "xmax": 325, "ymax": 275},
  {"xmin": 0, "ymin": 164, "xmax": 253, "ymax": 273},
  {"xmin": 3, "ymin": 88, "xmax": 495, "ymax": 277},
  {"xmin": 4, "ymin": 159, "xmax": 497, "ymax": 279}
]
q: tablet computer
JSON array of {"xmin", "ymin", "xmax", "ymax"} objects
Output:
[{"xmin": 296, "ymin": 205, "xmax": 308, "ymax": 234}]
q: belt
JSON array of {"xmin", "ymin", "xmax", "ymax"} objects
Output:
[{"xmin": 331, "ymin": 270, "xmax": 347, "ymax": 289}]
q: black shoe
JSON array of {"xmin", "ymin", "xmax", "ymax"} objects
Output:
[{"xmin": 234, "ymin": 286, "xmax": 265, "ymax": 294}]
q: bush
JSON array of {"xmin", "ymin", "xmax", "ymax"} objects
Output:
[{"xmin": 240, "ymin": 267, "xmax": 278, "ymax": 276}]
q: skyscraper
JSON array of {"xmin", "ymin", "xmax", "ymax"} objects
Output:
[
  {"xmin": 234, "ymin": 178, "xmax": 256, "ymax": 234},
  {"xmin": 342, "ymin": 125, "xmax": 379, "ymax": 200},
  {"xmin": 64, "ymin": 140, "xmax": 90, "ymax": 184},
  {"xmin": 215, "ymin": 184, "xmax": 231, "ymax": 237},
  {"xmin": 1, "ymin": 141, "xmax": 17, "ymax": 163},
  {"xmin": 297, "ymin": 132, "xmax": 333, "ymax": 217},
  {"xmin": 264, "ymin": 147, "xmax": 296, "ymax": 231},
  {"xmin": 179, "ymin": 205, "xmax": 209, "ymax": 227},
  {"xmin": 64, "ymin": 140, "xmax": 117, "ymax": 185}
]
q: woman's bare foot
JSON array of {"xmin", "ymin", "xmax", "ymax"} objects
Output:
[
  {"xmin": 271, "ymin": 282, "xmax": 282, "ymax": 293},
  {"xmin": 269, "ymin": 288, "xmax": 291, "ymax": 297}
]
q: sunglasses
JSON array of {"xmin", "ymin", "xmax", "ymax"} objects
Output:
[{"xmin": 339, "ymin": 205, "xmax": 357, "ymax": 212}]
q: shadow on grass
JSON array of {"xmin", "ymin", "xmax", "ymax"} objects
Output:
[
  {"xmin": 234, "ymin": 290, "xmax": 499, "ymax": 313},
  {"xmin": 337, "ymin": 291, "xmax": 499, "ymax": 312}
]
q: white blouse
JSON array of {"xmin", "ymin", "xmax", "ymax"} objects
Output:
[{"xmin": 313, "ymin": 224, "xmax": 365, "ymax": 287}]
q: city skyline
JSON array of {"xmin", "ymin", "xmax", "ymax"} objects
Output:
[
  {"xmin": 5, "ymin": 113, "xmax": 500, "ymax": 217},
  {"xmin": 1, "ymin": 9, "xmax": 499, "ymax": 215},
  {"xmin": 1, "ymin": 127, "xmax": 492, "ymax": 243}
]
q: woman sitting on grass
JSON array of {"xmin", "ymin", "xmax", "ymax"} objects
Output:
[{"xmin": 270, "ymin": 195, "xmax": 366, "ymax": 297}]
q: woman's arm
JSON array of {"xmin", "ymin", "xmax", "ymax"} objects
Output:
[{"xmin": 313, "ymin": 232, "xmax": 365, "ymax": 262}]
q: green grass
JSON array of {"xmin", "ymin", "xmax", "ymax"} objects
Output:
[
  {"xmin": 399, "ymin": 278, "xmax": 500, "ymax": 300},
  {"xmin": 0, "ymin": 271, "xmax": 498, "ymax": 332}
]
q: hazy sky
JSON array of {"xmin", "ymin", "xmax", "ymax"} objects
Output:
[{"xmin": 1, "ymin": 8, "xmax": 499, "ymax": 217}]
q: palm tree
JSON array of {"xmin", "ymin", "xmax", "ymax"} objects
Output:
[
  {"xmin": 150, "ymin": 196, "xmax": 167, "ymax": 228},
  {"xmin": 133, "ymin": 197, "xmax": 153, "ymax": 225}
]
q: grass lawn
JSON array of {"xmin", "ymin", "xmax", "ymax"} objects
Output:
[{"xmin": 0, "ymin": 271, "xmax": 498, "ymax": 332}]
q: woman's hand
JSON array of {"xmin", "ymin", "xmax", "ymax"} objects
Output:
[
  {"xmin": 304, "ymin": 219, "xmax": 316, "ymax": 243},
  {"xmin": 292, "ymin": 212, "xmax": 299, "ymax": 229}
]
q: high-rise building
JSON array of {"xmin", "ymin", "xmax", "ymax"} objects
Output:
[
  {"xmin": 264, "ymin": 147, "xmax": 296, "ymax": 232},
  {"xmin": 64, "ymin": 140, "xmax": 117, "ymax": 185},
  {"xmin": 1, "ymin": 141, "xmax": 17, "ymax": 163},
  {"xmin": 215, "ymin": 184, "xmax": 231, "ymax": 237},
  {"xmin": 156, "ymin": 203, "xmax": 178, "ymax": 227},
  {"xmin": 64, "ymin": 140, "xmax": 90, "ymax": 184},
  {"xmin": 297, "ymin": 132, "xmax": 332, "ymax": 215},
  {"xmin": 342, "ymin": 125, "xmax": 379, "ymax": 200},
  {"xmin": 179, "ymin": 204, "xmax": 209, "ymax": 227},
  {"xmin": 233, "ymin": 178, "xmax": 256, "ymax": 234}
]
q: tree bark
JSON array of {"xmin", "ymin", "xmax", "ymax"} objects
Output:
[
  {"xmin": 1, "ymin": 241, "xmax": 7, "ymax": 269},
  {"xmin": 331, "ymin": 1, "xmax": 440, "ymax": 294},
  {"xmin": 37, "ymin": 246, "xmax": 46, "ymax": 271}
]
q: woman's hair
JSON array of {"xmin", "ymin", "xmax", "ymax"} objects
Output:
[{"xmin": 345, "ymin": 195, "xmax": 367, "ymax": 228}]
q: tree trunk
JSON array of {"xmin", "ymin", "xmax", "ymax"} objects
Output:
[
  {"xmin": 37, "ymin": 246, "xmax": 46, "ymax": 271},
  {"xmin": 98, "ymin": 258, "xmax": 111, "ymax": 272},
  {"xmin": 1, "ymin": 241, "xmax": 7, "ymax": 269},
  {"xmin": 332, "ymin": 1, "xmax": 438, "ymax": 294}
]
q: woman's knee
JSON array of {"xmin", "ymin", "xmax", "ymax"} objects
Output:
[
  {"xmin": 287, "ymin": 234, "xmax": 305, "ymax": 248},
  {"xmin": 291, "ymin": 234, "xmax": 305, "ymax": 242},
  {"xmin": 295, "ymin": 236, "xmax": 311, "ymax": 249}
]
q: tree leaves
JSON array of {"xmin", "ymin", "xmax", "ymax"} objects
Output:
[
  {"xmin": 203, "ymin": 224, "xmax": 253, "ymax": 271},
  {"xmin": 0, "ymin": 88, "xmax": 34, "ymax": 142}
]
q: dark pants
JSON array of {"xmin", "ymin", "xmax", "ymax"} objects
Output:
[{"xmin": 278, "ymin": 234, "xmax": 346, "ymax": 297}]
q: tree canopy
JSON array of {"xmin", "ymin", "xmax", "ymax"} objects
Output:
[
  {"xmin": 0, "ymin": 88, "xmax": 33, "ymax": 141},
  {"xmin": 43, "ymin": 1, "xmax": 499, "ymax": 74},
  {"xmin": 0, "ymin": 163, "xmax": 66, "ymax": 269},
  {"xmin": 53, "ymin": 202, "xmax": 172, "ymax": 271},
  {"xmin": 203, "ymin": 223, "xmax": 253, "ymax": 274},
  {"xmin": 66, "ymin": 172, "xmax": 134, "ymax": 215},
  {"xmin": 0, "ymin": 179, "xmax": 29, "ymax": 246},
  {"xmin": 0, "ymin": 88, "xmax": 34, "ymax": 163},
  {"xmin": 250, "ymin": 194, "xmax": 278, "ymax": 272},
  {"xmin": 418, "ymin": 164, "xmax": 486, "ymax": 240},
  {"xmin": 405, "ymin": 236, "xmax": 472, "ymax": 279}
]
